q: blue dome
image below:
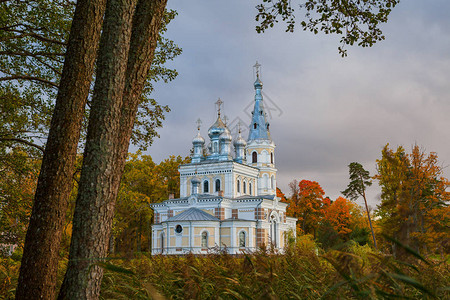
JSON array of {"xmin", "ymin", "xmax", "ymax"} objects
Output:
[
  {"xmin": 208, "ymin": 115, "xmax": 227, "ymax": 138},
  {"xmin": 233, "ymin": 134, "xmax": 247, "ymax": 147},
  {"xmin": 192, "ymin": 132, "xmax": 205, "ymax": 144},
  {"xmin": 254, "ymin": 76, "xmax": 262, "ymax": 89},
  {"xmin": 219, "ymin": 129, "xmax": 232, "ymax": 141}
]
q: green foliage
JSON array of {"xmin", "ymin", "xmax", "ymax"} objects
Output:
[
  {"xmin": 0, "ymin": 0, "xmax": 71, "ymax": 157},
  {"xmin": 342, "ymin": 161, "xmax": 377, "ymax": 249},
  {"xmin": 349, "ymin": 226, "xmax": 371, "ymax": 246},
  {"xmin": 0, "ymin": 257, "xmax": 20, "ymax": 299},
  {"xmin": 342, "ymin": 162, "xmax": 372, "ymax": 201},
  {"xmin": 255, "ymin": 0, "xmax": 400, "ymax": 56},
  {"xmin": 0, "ymin": 152, "xmax": 188, "ymax": 258},
  {"xmin": 0, "ymin": 1, "xmax": 181, "ymax": 153},
  {"xmin": 113, "ymin": 153, "xmax": 190, "ymax": 253},
  {"xmin": 0, "ymin": 4, "xmax": 181, "ymax": 261},
  {"xmin": 0, "ymin": 150, "xmax": 39, "ymax": 251},
  {"xmin": 317, "ymin": 222, "xmax": 343, "ymax": 250}
]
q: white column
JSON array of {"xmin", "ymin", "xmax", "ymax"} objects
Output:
[
  {"xmin": 249, "ymin": 225, "xmax": 254, "ymax": 248},
  {"xmin": 230, "ymin": 224, "xmax": 235, "ymax": 254},
  {"xmin": 215, "ymin": 225, "xmax": 220, "ymax": 247},
  {"xmin": 166, "ymin": 223, "xmax": 170, "ymax": 254},
  {"xmin": 189, "ymin": 222, "xmax": 193, "ymax": 252}
]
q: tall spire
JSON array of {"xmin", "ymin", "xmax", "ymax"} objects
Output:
[{"xmin": 248, "ymin": 62, "xmax": 271, "ymax": 141}]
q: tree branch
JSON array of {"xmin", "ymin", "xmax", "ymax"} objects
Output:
[
  {"xmin": 0, "ymin": 50, "xmax": 65, "ymax": 57},
  {"xmin": 0, "ymin": 75, "xmax": 58, "ymax": 88},
  {"xmin": 28, "ymin": 32, "xmax": 67, "ymax": 46},
  {"xmin": 0, "ymin": 30, "xmax": 67, "ymax": 46},
  {"xmin": 33, "ymin": 55, "xmax": 63, "ymax": 76},
  {"xmin": 0, "ymin": 137, "xmax": 44, "ymax": 152}
]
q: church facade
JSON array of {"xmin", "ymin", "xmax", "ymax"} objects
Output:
[{"xmin": 150, "ymin": 69, "xmax": 297, "ymax": 254}]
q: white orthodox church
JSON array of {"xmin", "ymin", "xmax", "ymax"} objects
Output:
[{"xmin": 150, "ymin": 67, "xmax": 297, "ymax": 254}]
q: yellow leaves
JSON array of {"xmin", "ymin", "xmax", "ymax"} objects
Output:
[{"xmin": 375, "ymin": 144, "xmax": 449, "ymax": 254}]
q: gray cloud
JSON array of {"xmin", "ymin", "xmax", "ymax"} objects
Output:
[{"xmin": 144, "ymin": 0, "xmax": 450, "ymax": 209}]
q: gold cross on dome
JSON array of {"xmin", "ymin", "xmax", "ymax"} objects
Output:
[
  {"xmin": 253, "ymin": 61, "xmax": 261, "ymax": 77},
  {"xmin": 215, "ymin": 98, "xmax": 223, "ymax": 116}
]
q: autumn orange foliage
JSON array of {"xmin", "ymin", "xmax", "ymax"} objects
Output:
[
  {"xmin": 323, "ymin": 197, "xmax": 353, "ymax": 236},
  {"xmin": 286, "ymin": 180, "xmax": 326, "ymax": 237},
  {"xmin": 276, "ymin": 187, "xmax": 288, "ymax": 203}
]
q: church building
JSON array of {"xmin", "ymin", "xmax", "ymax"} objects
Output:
[{"xmin": 150, "ymin": 66, "xmax": 297, "ymax": 254}]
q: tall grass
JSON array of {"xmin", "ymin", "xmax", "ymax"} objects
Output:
[{"xmin": 1, "ymin": 237, "xmax": 448, "ymax": 299}]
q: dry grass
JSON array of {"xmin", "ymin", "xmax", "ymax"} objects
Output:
[{"xmin": 1, "ymin": 239, "xmax": 449, "ymax": 299}]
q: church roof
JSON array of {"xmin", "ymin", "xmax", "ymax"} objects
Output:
[
  {"xmin": 247, "ymin": 74, "xmax": 271, "ymax": 141},
  {"xmin": 166, "ymin": 207, "xmax": 219, "ymax": 222},
  {"xmin": 234, "ymin": 194, "xmax": 276, "ymax": 200}
]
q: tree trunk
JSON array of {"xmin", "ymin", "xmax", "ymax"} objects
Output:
[
  {"xmin": 58, "ymin": 0, "xmax": 137, "ymax": 298},
  {"xmin": 16, "ymin": 1, "xmax": 107, "ymax": 299},
  {"xmin": 137, "ymin": 213, "xmax": 142, "ymax": 252},
  {"xmin": 362, "ymin": 186, "xmax": 377, "ymax": 250},
  {"xmin": 58, "ymin": 0, "xmax": 167, "ymax": 298}
]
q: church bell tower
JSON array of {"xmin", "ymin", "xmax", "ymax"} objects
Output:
[{"xmin": 246, "ymin": 62, "xmax": 277, "ymax": 195}]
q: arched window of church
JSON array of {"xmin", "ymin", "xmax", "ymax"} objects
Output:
[
  {"xmin": 243, "ymin": 180, "xmax": 247, "ymax": 194},
  {"xmin": 271, "ymin": 152, "xmax": 273, "ymax": 164},
  {"xmin": 237, "ymin": 179, "xmax": 240, "ymax": 193},
  {"xmin": 270, "ymin": 215, "xmax": 277, "ymax": 247},
  {"xmin": 263, "ymin": 174, "xmax": 269, "ymax": 188},
  {"xmin": 160, "ymin": 233, "xmax": 164, "ymax": 254},
  {"xmin": 249, "ymin": 182, "xmax": 252, "ymax": 195},
  {"xmin": 252, "ymin": 152, "xmax": 257, "ymax": 163},
  {"xmin": 239, "ymin": 231, "xmax": 246, "ymax": 247},
  {"xmin": 215, "ymin": 179, "xmax": 221, "ymax": 192},
  {"xmin": 201, "ymin": 231, "xmax": 208, "ymax": 248},
  {"xmin": 253, "ymin": 123, "xmax": 257, "ymax": 129},
  {"xmin": 203, "ymin": 180, "xmax": 209, "ymax": 193}
]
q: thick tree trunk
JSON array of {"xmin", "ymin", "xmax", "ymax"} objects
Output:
[
  {"xmin": 58, "ymin": 0, "xmax": 167, "ymax": 298},
  {"xmin": 16, "ymin": 1, "xmax": 107, "ymax": 299},
  {"xmin": 58, "ymin": 0, "xmax": 137, "ymax": 298}
]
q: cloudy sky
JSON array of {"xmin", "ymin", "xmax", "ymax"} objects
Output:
[{"xmin": 145, "ymin": 0, "xmax": 450, "ymax": 208}]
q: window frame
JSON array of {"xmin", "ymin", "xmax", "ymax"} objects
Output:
[
  {"xmin": 239, "ymin": 231, "xmax": 246, "ymax": 248},
  {"xmin": 201, "ymin": 231, "xmax": 208, "ymax": 248},
  {"xmin": 160, "ymin": 233, "xmax": 165, "ymax": 253},
  {"xmin": 215, "ymin": 179, "xmax": 221, "ymax": 192},
  {"xmin": 203, "ymin": 180, "xmax": 209, "ymax": 193},
  {"xmin": 252, "ymin": 152, "xmax": 257, "ymax": 163}
]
